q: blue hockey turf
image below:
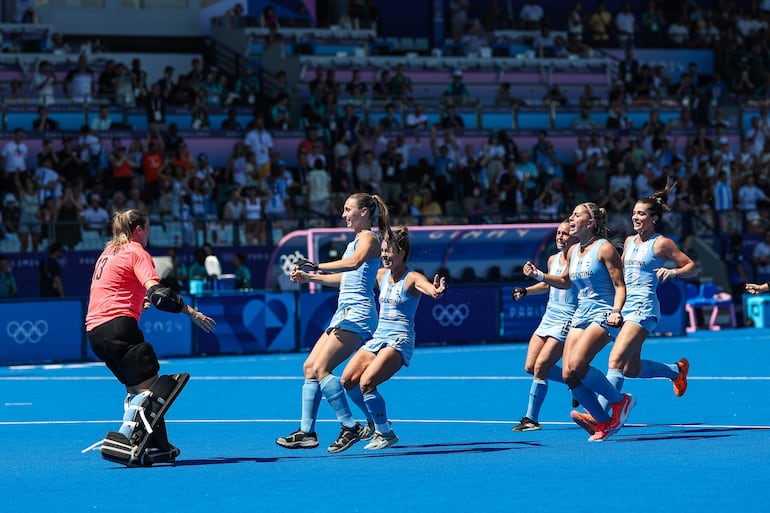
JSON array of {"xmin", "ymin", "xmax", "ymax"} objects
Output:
[{"xmin": 1, "ymin": 328, "xmax": 769, "ymax": 512}]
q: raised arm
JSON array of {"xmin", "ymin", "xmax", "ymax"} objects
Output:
[{"xmin": 409, "ymin": 272, "xmax": 447, "ymax": 299}]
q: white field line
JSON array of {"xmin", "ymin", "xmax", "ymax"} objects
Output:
[{"xmin": 1, "ymin": 418, "xmax": 769, "ymax": 430}]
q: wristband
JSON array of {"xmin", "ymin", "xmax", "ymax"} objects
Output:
[
  {"xmin": 611, "ymin": 309, "xmax": 621, "ymax": 314},
  {"xmin": 534, "ymin": 270, "xmax": 544, "ymax": 282}
]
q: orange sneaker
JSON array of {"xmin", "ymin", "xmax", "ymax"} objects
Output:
[
  {"xmin": 570, "ymin": 410, "xmax": 597, "ymax": 435},
  {"xmin": 673, "ymin": 357, "xmax": 689, "ymax": 397},
  {"xmin": 588, "ymin": 421, "xmax": 613, "ymax": 442}
]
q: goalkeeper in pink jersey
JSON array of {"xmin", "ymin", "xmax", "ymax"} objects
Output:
[{"xmin": 84, "ymin": 209, "xmax": 215, "ymax": 466}]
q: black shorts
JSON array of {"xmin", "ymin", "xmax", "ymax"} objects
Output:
[{"xmin": 87, "ymin": 316, "xmax": 160, "ymax": 387}]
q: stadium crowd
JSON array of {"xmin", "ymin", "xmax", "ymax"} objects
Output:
[{"xmin": 0, "ymin": 0, "xmax": 769, "ymax": 260}]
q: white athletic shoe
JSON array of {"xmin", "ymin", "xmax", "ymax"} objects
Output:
[{"xmin": 364, "ymin": 430, "xmax": 399, "ymax": 450}]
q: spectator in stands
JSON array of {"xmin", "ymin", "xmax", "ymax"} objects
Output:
[
  {"xmin": 405, "ymin": 103, "xmax": 429, "ymax": 130},
  {"xmin": 2, "ymin": 128, "xmax": 28, "ymax": 195},
  {"xmin": 221, "ymin": 107, "xmax": 243, "ymax": 131},
  {"xmin": 346, "ymin": 69, "xmax": 368, "ymax": 97},
  {"xmin": 264, "ymin": 160, "xmax": 293, "ymax": 222},
  {"xmin": 331, "ymin": 154, "xmax": 355, "ymax": 208},
  {"xmin": 419, "ymin": 186, "xmax": 444, "ymax": 225},
  {"xmin": 640, "ymin": 1, "xmax": 664, "ymax": 47},
  {"xmin": 461, "ymin": 19, "xmax": 488, "ymax": 55},
  {"xmin": 573, "ymin": 104, "xmax": 596, "ymax": 130},
  {"xmin": 372, "ymin": 69, "xmax": 391, "ymax": 100},
  {"xmin": 494, "ymin": 163, "xmax": 523, "ymax": 218},
  {"xmin": 190, "ymin": 90, "xmax": 211, "ymax": 130},
  {"xmin": 89, "ymin": 105, "xmax": 113, "ymax": 131},
  {"xmin": 536, "ymin": 141, "xmax": 564, "ymax": 182},
  {"xmin": 606, "ymin": 100, "xmax": 630, "ymax": 129},
  {"xmin": 388, "ymin": 64, "xmax": 413, "ymax": 100},
  {"xmin": 270, "ymin": 93, "xmax": 291, "ymax": 130},
  {"xmin": 145, "ymin": 82, "xmax": 167, "ymax": 130},
  {"xmin": 157, "ymin": 66, "xmax": 175, "ymax": 100},
  {"xmin": 667, "ymin": 16, "xmax": 690, "ymax": 47},
  {"xmin": 1, "ymin": 193, "xmax": 19, "ymax": 238},
  {"xmin": 185, "ymin": 58, "xmax": 205, "ymax": 91},
  {"xmin": 514, "ymin": 150, "xmax": 539, "ymax": 206},
  {"xmin": 355, "ymin": 149, "xmax": 381, "ymax": 193},
  {"xmin": 64, "ymin": 54, "xmax": 95, "ymax": 104},
  {"xmin": 109, "ymin": 138, "xmax": 134, "ymax": 195},
  {"xmin": 378, "ymin": 142, "xmax": 405, "ymax": 207},
  {"xmin": 618, "ymin": 48, "xmax": 639, "ymax": 95},
  {"xmin": 32, "ymin": 105, "xmax": 59, "ymax": 132},
  {"xmin": 34, "ymin": 60, "xmax": 56, "ymax": 106},
  {"xmin": 376, "ymin": 103, "xmax": 399, "ymax": 131},
  {"xmin": 737, "ymin": 175, "xmax": 767, "ymax": 213},
  {"xmin": 445, "ymin": 70, "xmax": 471, "ymax": 104},
  {"xmin": 568, "ymin": 1, "xmax": 584, "ymax": 42},
  {"xmin": 588, "ymin": 0, "xmax": 612, "ymax": 47},
  {"xmin": 244, "ymin": 113, "xmax": 273, "ymax": 180},
  {"xmin": 614, "ymin": 1, "xmax": 637, "ymax": 47},
  {"xmin": 713, "ymin": 170, "xmax": 733, "ymax": 213},
  {"xmin": 634, "ymin": 65, "xmax": 658, "ymax": 99},
  {"xmin": 50, "ymin": 33, "xmax": 72, "ymax": 55},
  {"xmin": 449, "ymin": 0, "xmax": 470, "ymax": 39},
  {"xmin": 307, "ymin": 157, "xmax": 332, "ymax": 217},
  {"xmin": 39, "ymin": 242, "xmax": 65, "ymax": 297},
  {"xmin": 519, "ymin": 0, "xmax": 544, "ymax": 30},
  {"xmin": 80, "ymin": 193, "xmax": 110, "ymax": 235},
  {"xmin": 33, "ymin": 152, "xmax": 62, "ymax": 205},
  {"xmin": 235, "ymin": 66, "xmax": 262, "ymax": 107},
  {"xmin": 494, "ymin": 82, "xmax": 524, "ymax": 107},
  {"xmin": 532, "ymin": 24, "xmax": 557, "ymax": 57},
  {"xmin": 440, "ymin": 104, "xmax": 465, "ymax": 129},
  {"xmin": 542, "ymin": 85, "xmax": 567, "ymax": 106},
  {"xmin": 260, "ymin": 5, "xmax": 278, "ymax": 29},
  {"xmin": 0, "ymin": 255, "xmax": 17, "ymax": 299}
]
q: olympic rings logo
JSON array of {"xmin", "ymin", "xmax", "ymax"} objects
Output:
[
  {"xmin": 432, "ymin": 304, "xmax": 470, "ymax": 327},
  {"xmin": 6, "ymin": 320, "xmax": 49, "ymax": 344},
  {"xmin": 279, "ymin": 251, "xmax": 308, "ymax": 276}
]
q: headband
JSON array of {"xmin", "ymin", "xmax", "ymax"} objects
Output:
[{"xmin": 583, "ymin": 203, "xmax": 596, "ymax": 226}]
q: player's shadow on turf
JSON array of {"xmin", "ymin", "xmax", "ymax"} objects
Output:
[
  {"xmin": 616, "ymin": 426, "xmax": 766, "ymax": 443},
  {"xmin": 168, "ymin": 457, "xmax": 281, "ymax": 466},
  {"xmin": 330, "ymin": 440, "xmax": 544, "ymax": 459}
]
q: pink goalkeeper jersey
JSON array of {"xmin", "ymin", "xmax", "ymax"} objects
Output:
[{"xmin": 85, "ymin": 241, "xmax": 160, "ymax": 331}]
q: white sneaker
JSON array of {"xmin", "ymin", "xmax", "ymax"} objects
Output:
[
  {"xmin": 364, "ymin": 430, "xmax": 399, "ymax": 450},
  {"xmin": 359, "ymin": 421, "xmax": 376, "ymax": 441}
]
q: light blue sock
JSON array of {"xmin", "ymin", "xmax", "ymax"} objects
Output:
[
  {"xmin": 570, "ymin": 384, "xmax": 611, "ymax": 423},
  {"xmin": 300, "ymin": 379, "xmax": 322, "ymax": 433},
  {"xmin": 346, "ymin": 384, "xmax": 374, "ymax": 423},
  {"xmin": 582, "ymin": 366, "xmax": 624, "ymax": 405},
  {"xmin": 119, "ymin": 391, "xmax": 150, "ymax": 437},
  {"xmin": 363, "ymin": 391, "xmax": 391, "ymax": 434},
  {"xmin": 546, "ymin": 365, "xmax": 565, "ymax": 384},
  {"xmin": 319, "ymin": 374, "xmax": 356, "ymax": 429},
  {"xmin": 638, "ymin": 359, "xmax": 679, "ymax": 379},
  {"xmin": 525, "ymin": 379, "xmax": 547, "ymax": 422},
  {"xmin": 598, "ymin": 369, "xmax": 625, "ymax": 412}
]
